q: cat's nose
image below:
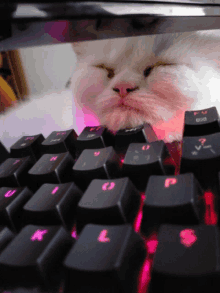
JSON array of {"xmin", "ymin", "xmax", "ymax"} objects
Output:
[{"xmin": 113, "ymin": 82, "xmax": 138, "ymax": 98}]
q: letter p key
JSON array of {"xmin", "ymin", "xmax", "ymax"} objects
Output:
[{"xmin": 164, "ymin": 178, "xmax": 177, "ymax": 188}]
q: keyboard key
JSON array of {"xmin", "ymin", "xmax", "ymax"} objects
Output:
[
  {"xmin": 72, "ymin": 147, "xmax": 121, "ymax": 191},
  {"xmin": 63, "ymin": 224, "xmax": 146, "ymax": 293},
  {"xmin": 10, "ymin": 134, "xmax": 45, "ymax": 163},
  {"xmin": 114, "ymin": 123, "xmax": 158, "ymax": 157},
  {"xmin": 76, "ymin": 126, "xmax": 114, "ymax": 155},
  {"xmin": 41, "ymin": 129, "xmax": 77, "ymax": 159},
  {"xmin": 0, "ymin": 187, "xmax": 32, "ymax": 232},
  {"xmin": 0, "ymin": 226, "xmax": 15, "ymax": 253},
  {"xmin": 28, "ymin": 153, "xmax": 75, "ymax": 191},
  {"xmin": 23, "ymin": 183, "xmax": 82, "ymax": 230},
  {"xmin": 180, "ymin": 133, "xmax": 220, "ymax": 191},
  {"xmin": 183, "ymin": 107, "xmax": 220, "ymax": 137},
  {"xmin": 149, "ymin": 224, "xmax": 220, "ymax": 293},
  {"xmin": 1, "ymin": 108, "xmax": 220, "ymax": 292},
  {"xmin": 122, "ymin": 141, "xmax": 175, "ymax": 191},
  {"xmin": 0, "ymin": 142, "xmax": 9, "ymax": 165},
  {"xmin": 0, "ymin": 157, "xmax": 33, "ymax": 188},
  {"xmin": 76, "ymin": 178, "xmax": 140, "ymax": 233},
  {"xmin": 141, "ymin": 174, "xmax": 205, "ymax": 236},
  {"xmin": 0, "ymin": 225, "xmax": 73, "ymax": 289}
]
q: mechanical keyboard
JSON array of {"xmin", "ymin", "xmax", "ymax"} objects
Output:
[{"xmin": 0, "ymin": 106, "xmax": 219, "ymax": 293}]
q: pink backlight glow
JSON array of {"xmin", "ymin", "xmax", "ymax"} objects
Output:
[
  {"xmin": 133, "ymin": 193, "xmax": 145, "ymax": 233},
  {"xmin": 180, "ymin": 229, "xmax": 197, "ymax": 248},
  {"xmin": 204, "ymin": 191, "xmax": 218, "ymax": 225},
  {"xmin": 164, "ymin": 178, "xmax": 177, "ymax": 188},
  {"xmin": 138, "ymin": 232, "xmax": 158, "ymax": 293},
  {"xmin": 102, "ymin": 182, "xmax": 115, "ymax": 191},
  {"xmin": 194, "ymin": 110, "xmax": 207, "ymax": 116},
  {"xmin": 142, "ymin": 145, "xmax": 150, "ymax": 151},
  {"xmin": 51, "ymin": 186, "xmax": 59, "ymax": 194},
  {"xmin": 4, "ymin": 189, "xmax": 16, "ymax": 198},
  {"xmin": 50, "ymin": 156, "xmax": 58, "ymax": 161},
  {"xmin": 75, "ymin": 106, "xmax": 100, "ymax": 135},
  {"xmin": 71, "ymin": 224, "xmax": 79, "ymax": 239},
  {"xmin": 98, "ymin": 229, "xmax": 110, "ymax": 243},
  {"xmin": 31, "ymin": 229, "xmax": 48, "ymax": 241}
]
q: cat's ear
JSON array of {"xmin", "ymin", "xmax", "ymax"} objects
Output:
[{"xmin": 72, "ymin": 41, "xmax": 89, "ymax": 58}]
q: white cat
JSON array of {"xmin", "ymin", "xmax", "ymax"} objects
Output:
[
  {"xmin": 71, "ymin": 29, "xmax": 220, "ymax": 143},
  {"xmin": 1, "ymin": 29, "xmax": 220, "ymax": 151}
]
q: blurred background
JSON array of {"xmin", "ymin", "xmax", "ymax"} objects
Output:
[{"xmin": 0, "ymin": 43, "xmax": 77, "ymax": 113}]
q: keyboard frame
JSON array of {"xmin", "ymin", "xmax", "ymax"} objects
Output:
[{"xmin": 1, "ymin": 1, "xmax": 220, "ymax": 52}]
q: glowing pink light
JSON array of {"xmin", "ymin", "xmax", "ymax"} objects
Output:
[
  {"xmin": 4, "ymin": 189, "xmax": 16, "ymax": 198},
  {"xmin": 138, "ymin": 259, "xmax": 153, "ymax": 293},
  {"xmin": 204, "ymin": 191, "xmax": 218, "ymax": 225},
  {"xmin": 142, "ymin": 145, "xmax": 150, "ymax": 151},
  {"xmin": 180, "ymin": 229, "xmax": 197, "ymax": 248},
  {"xmin": 102, "ymin": 182, "xmax": 115, "ymax": 191},
  {"xmin": 147, "ymin": 239, "xmax": 158, "ymax": 254},
  {"xmin": 194, "ymin": 110, "xmax": 207, "ymax": 115},
  {"xmin": 50, "ymin": 156, "xmax": 58, "ymax": 161},
  {"xmin": 31, "ymin": 229, "xmax": 48, "ymax": 241},
  {"xmin": 198, "ymin": 138, "xmax": 206, "ymax": 145},
  {"xmin": 51, "ymin": 186, "xmax": 59, "ymax": 194},
  {"xmin": 98, "ymin": 230, "xmax": 110, "ymax": 242},
  {"xmin": 164, "ymin": 178, "xmax": 177, "ymax": 188}
]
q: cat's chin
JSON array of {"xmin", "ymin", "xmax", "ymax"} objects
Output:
[
  {"xmin": 99, "ymin": 104, "xmax": 185, "ymax": 144},
  {"xmin": 100, "ymin": 106, "xmax": 148, "ymax": 131}
]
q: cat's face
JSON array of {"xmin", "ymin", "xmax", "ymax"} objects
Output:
[{"xmin": 71, "ymin": 30, "xmax": 220, "ymax": 142}]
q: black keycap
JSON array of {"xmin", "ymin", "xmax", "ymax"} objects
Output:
[
  {"xmin": 183, "ymin": 107, "xmax": 220, "ymax": 137},
  {"xmin": 122, "ymin": 141, "xmax": 175, "ymax": 191},
  {"xmin": 72, "ymin": 147, "xmax": 121, "ymax": 191},
  {"xmin": 0, "ymin": 225, "xmax": 73, "ymax": 289},
  {"xmin": 0, "ymin": 225, "xmax": 15, "ymax": 253},
  {"xmin": 0, "ymin": 157, "xmax": 33, "ymax": 188},
  {"xmin": 63, "ymin": 224, "xmax": 146, "ymax": 293},
  {"xmin": 0, "ymin": 186, "xmax": 32, "ymax": 232},
  {"xmin": 10, "ymin": 134, "xmax": 45, "ymax": 163},
  {"xmin": 149, "ymin": 224, "xmax": 220, "ymax": 293},
  {"xmin": 76, "ymin": 126, "xmax": 114, "ymax": 155},
  {"xmin": 114, "ymin": 123, "xmax": 158, "ymax": 157},
  {"xmin": 180, "ymin": 133, "xmax": 220, "ymax": 191},
  {"xmin": 23, "ymin": 183, "xmax": 82, "ymax": 230},
  {"xmin": 141, "ymin": 173, "xmax": 205, "ymax": 236},
  {"xmin": 76, "ymin": 178, "xmax": 140, "ymax": 234},
  {"xmin": 41, "ymin": 129, "xmax": 77, "ymax": 159},
  {"xmin": 0, "ymin": 142, "xmax": 9, "ymax": 165},
  {"xmin": 28, "ymin": 152, "xmax": 75, "ymax": 191}
]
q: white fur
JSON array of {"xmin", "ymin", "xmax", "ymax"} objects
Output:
[
  {"xmin": 0, "ymin": 90, "xmax": 76, "ymax": 150},
  {"xmin": 1, "ymin": 30, "xmax": 220, "ymax": 151},
  {"xmin": 71, "ymin": 30, "xmax": 220, "ymax": 142}
]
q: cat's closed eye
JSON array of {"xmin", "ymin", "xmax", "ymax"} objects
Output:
[
  {"xmin": 143, "ymin": 62, "xmax": 177, "ymax": 78},
  {"xmin": 95, "ymin": 64, "xmax": 115, "ymax": 79},
  {"xmin": 94, "ymin": 61, "xmax": 176, "ymax": 80}
]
